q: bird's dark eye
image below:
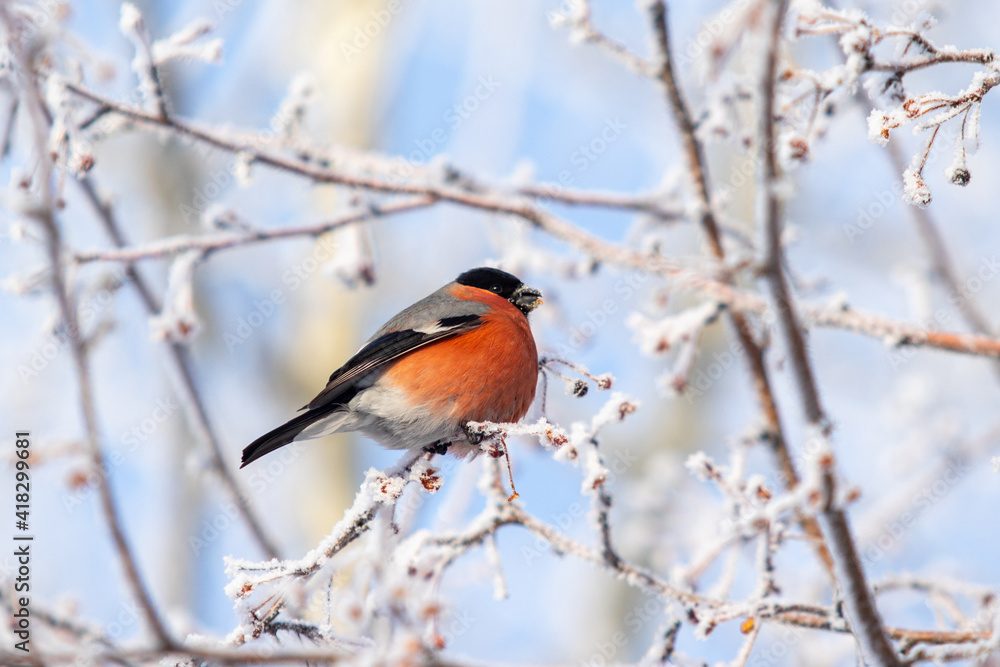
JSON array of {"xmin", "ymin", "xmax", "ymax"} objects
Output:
[{"xmin": 491, "ymin": 284, "xmax": 502, "ymax": 292}]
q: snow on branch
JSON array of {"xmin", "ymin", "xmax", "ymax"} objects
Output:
[
  {"xmin": 150, "ymin": 17, "xmax": 223, "ymax": 67},
  {"xmin": 119, "ymin": 3, "xmax": 170, "ymax": 120},
  {"xmin": 148, "ymin": 249, "xmax": 204, "ymax": 343}
]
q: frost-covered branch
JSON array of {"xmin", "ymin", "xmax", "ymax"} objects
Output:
[
  {"xmin": 814, "ymin": 452, "xmax": 901, "ymax": 666},
  {"xmin": 548, "ymin": 0, "xmax": 656, "ymax": 76},
  {"xmin": 760, "ymin": 0, "xmax": 829, "ymax": 432},
  {"xmin": 63, "ymin": 81, "xmax": 679, "ymax": 225},
  {"xmin": 224, "ymin": 451, "xmax": 426, "ymax": 638},
  {"xmin": 119, "ymin": 3, "xmax": 169, "ymax": 120},
  {"xmin": 72, "ymin": 196, "xmax": 436, "ymax": 264},
  {"xmin": 0, "ymin": 5, "xmax": 172, "ymax": 648}
]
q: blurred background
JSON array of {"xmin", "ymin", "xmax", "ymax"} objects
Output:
[{"xmin": 1, "ymin": 0, "xmax": 999, "ymax": 663}]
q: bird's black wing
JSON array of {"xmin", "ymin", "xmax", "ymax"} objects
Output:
[
  {"xmin": 307, "ymin": 313, "xmax": 482, "ymax": 410},
  {"xmin": 240, "ymin": 314, "xmax": 481, "ymax": 467}
]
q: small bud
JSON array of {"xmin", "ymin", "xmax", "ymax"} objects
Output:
[
  {"xmin": 947, "ymin": 166, "xmax": 970, "ymax": 186},
  {"xmin": 787, "ymin": 136, "xmax": 809, "ymax": 160},
  {"xmin": 946, "ymin": 135, "xmax": 971, "ymax": 186},
  {"xmin": 902, "ymin": 167, "xmax": 931, "ymax": 207},
  {"xmin": 419, "ymin": 468, "xmax": 442, "ymax": 492}
]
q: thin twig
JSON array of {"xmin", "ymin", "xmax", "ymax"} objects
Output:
[
  {"xmin": 817, "ymin": 456, "xmax": 902, "ymax": 666},
  {"xmin": 553, "ymin": 1, "xmax": 658, "ymax": 76},
  {"xmin": 759, "ymin": 0, "xmax": 828, "ymax": 431},
  {"xmin": 586, "ymin": 438, "xmax": 622, "ymax": 569},
  {"xmin": 516, "ymin": 182, "xmax": 682, "ymax": 220},
  {"xmin": 802, "ymin": 303, "xmax": 1000, "ymax": 358},
  {"xmin": 73, "ymin": 196, "xmax": 436, "ymax": 264},
  {"xmin": 120, "ymin": 3, "xmax": 169, "ymax": 121}
]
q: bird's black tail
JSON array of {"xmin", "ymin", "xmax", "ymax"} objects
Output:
[{"xmin": 240, "ymin": 407, "xmax": 336, "ymax": 468}]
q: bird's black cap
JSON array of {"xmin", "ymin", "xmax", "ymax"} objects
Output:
[
  {"xmin": 456, "ymin": 267, "xmax": 542, "ymax": 317},
  {"xmin": 456, "ymin": 267, "xmax": 524, "ymax": 300}
]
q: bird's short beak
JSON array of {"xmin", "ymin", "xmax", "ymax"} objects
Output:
[{"xmin": 513, "ymin": 285, "xmax": 543, "ymax": 313}]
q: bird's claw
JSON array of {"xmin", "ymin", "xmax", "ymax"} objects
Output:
[
  {"xmin": 423, "ymin": 440, "xmax": 450, "ymax": 456},
  {"xmin": 462, "ymin": 423, "xmax": 485, "ymax": 445}
]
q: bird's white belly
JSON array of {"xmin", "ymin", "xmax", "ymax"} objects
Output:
[{"xmin": 349, "ymin": 384, "xmax": 465, "ymax": 451}]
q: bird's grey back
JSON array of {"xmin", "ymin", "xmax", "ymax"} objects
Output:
[{"xmin": 366, "ymin": 282, "xmax": 490, "ymax": 343}]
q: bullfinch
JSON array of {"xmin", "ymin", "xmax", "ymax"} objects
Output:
[{"xmin": 241, "ymin": 267, "xmax": 543, "ymax": 468}]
